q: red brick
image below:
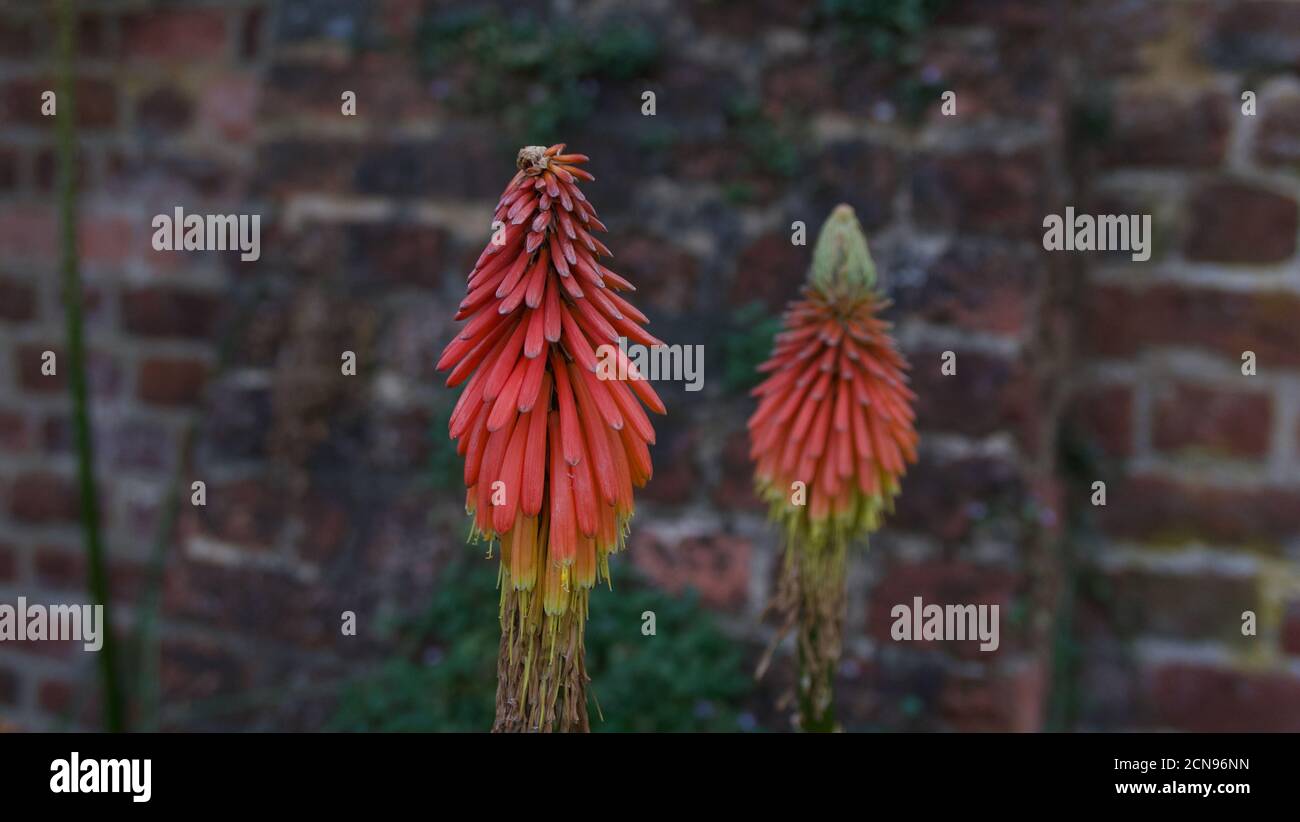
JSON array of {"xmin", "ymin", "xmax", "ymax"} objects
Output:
[
  {"xmin": 712, "ymin": 428, "xmax": 764, "ymax": 512},
  {"xmin": 159, "ymin": 637, "xmax": 249, "ymax": 703},
  {"xmin": 1, "ymin": 76, "xmax": 117, "ymax": 129},
  {"xmin": 1143, "ymin": 662, "xmax": 1300, "ymax": 731},
  {"xmin": 727, "ymin": 231, "xmax": 804, "ymax": 313},
  {"xmin": 1153, "ymin": 383, "xmax": 1271, "ymax": 458},
  {"xmin": 0, "ymin": 205, "xmax": 55, "ymax": 260},
  {"xmin": 136, "ymin": 85, "xmax": 193, "ymax": 133},
  {"xmin": 1100, "ymin": 474, "xmax": 1300, "ymax": 548},
  {"xmin": 0, "ymin": 274, "xmax": 37, "ymax": 322},
  {"xmin": 121, "ymin": 286, "xmax": 221, "ymax": 339},
  {"xmin": 122, "ymin": 10, "xmax": 229, "ymax": 63},
  {"xmin": 1085, "ymin": 284, "xmax": 1300, "ymax": 367},
  {"xmin": 890, "ymin": 454, "xmax": 1025, "ymax": 542},
  {"xmin": 1101, "ymin": 90, "xmax": 1229, "ymax": 168},
  {"xmin": 1185, "ymin": 180, "xmax": 1298, "ymax": 264},
  {"xmin": 1105, "ymin": 568, "xmax": 1257, "ymax": 643},
  {"xmin": 15, "ymin": 343, "xmax": 120, "ymax": 397},
  {"xmin": 0, "ymin": 664, "xmax": 18, "ymax": 706},
  {"xmin": 37, "ymin": 679, "xmax": 74, "ymax": 715},
  {"xmin": 913, "ymin": 149, "xmax": 1045, "ymax": 238},
  {"xmin": 195, "ymin": 74, "xmax": 258, "ymax": 143},
  {"xmin": 0, "ymin": 408, "xmax": 34, "ymax": 453},
  {"xmin": 0, "ymin": 541, "xmax": 17, "ymax": 583},
  {"xmin": 10, "ymin": 471, "xmax": 79, "ymax": 524},
  {"xmin": 1202, "ymin": 1, "xmax": 1300, "ymax": 71},
  {"xmin": 346, "ymin": 222, "xmax": 447, "ymax": 289},
  {"xmin": 641, "ymin": 423, "xmax": 698, "ymax": 506},
  {"xmin": 867, "ymin": 561, "xmax": 1021, "ymax": 658},
  {"xmin": 137, "ymin": 357, "xmax": 209, "ymax": 406},
  {"xmin": 34, "ymin": 546, "xmax": 84, "ymax": 590},
  {"xmin": 940, "ymin": 661, "xmax": 1046, "ymax": 732},
  {"xmin": 0, "ymin": 18, "xmax": 37, "ymax": 59},
  {"xmin": 618, "ymin": 233, "xmax": 699, "ymax": 315},
  {"xmin": 0, "ymin": 206, "xmax": 130, "ymax": 263},
  {"xmin": 896, "ymin": 240, "xmax": 1036, "ymax": 336},
  {"xmin": 78, "ymin": 215, "xmax": 134, "ymax": 265},
  {"xmin": 180, "ymin": 477, "xmax": 285, "ymax": 552},
  {"xmin": 162, "ymin": 559, "xmax": 331, "ymax": 647},
  {"xmin": 1065, "ymin": 383, "xmax": 1133, "ymax": 458},
  {"xmin": 631, "ymin": 529, "xmax": 751, "ymax": 611},
  {"xmin": 1281, "ymin": 600, "xmax": 1300, "ymax": 656},
  {"xmin": 0, "ymin": 145, "xmax": 17, "ymax": 191},
  {"xmin": 908, "ymin": 348, "xmax": 1033, "ymax": 441},
  {"xmin": 1257, "ymin": 92, "xmax": 1300, "ymax": 166}
]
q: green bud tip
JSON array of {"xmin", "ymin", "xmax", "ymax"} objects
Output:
[{"xmin": 808, "ymin": 204, "xmax": 878, "ymax": 299}]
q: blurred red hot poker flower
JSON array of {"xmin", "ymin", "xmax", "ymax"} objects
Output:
[
  {"xmin": 436, "ymin": 144, "xmax": 664, "ymax": 732},
  {"xmin": 748, "ymin": 204, "xmax": 917, "ymax": 731}
]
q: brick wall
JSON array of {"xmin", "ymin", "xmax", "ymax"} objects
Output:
[
  {"xmin": 0, "ymin": 0, "xmax": 1296, "ymax": 731},
  {"xmin": 1070, "ymin": 0, "xmax": 1300, "ymax": 731}
]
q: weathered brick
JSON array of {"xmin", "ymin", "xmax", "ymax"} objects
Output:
[
  {"xmin": 1152, "ymin": 383, "xmax": 1271, "ymax": 458},
  {"xmin": 813, "ymin": 141, "xmax": 897, "ymax": 230},
  {"xmin": 10, "ymin": 471, "xmax": 79, "ymax": 524},
  {"xmin": 37, "ymin": 679, "xmax": 74, "ymax": 716},
  {"xmin": 0, "ymin": 17, "xmax": 37, "ymax": 59},
  {"xmin": 0, "ymin": 664, "xmax": 18, "ymax": 707},
  {"xmin": 181, "ymin": 477, "xmax": 285, "ymax": 552},
  {"xmin": 618, "ymin": 233, "xmax": 699, "ymax": 315},
  {"xmin": 1202, "ymin": 1, "xmax": 1300, "ymax": 71},
  {"xmin": 1085, "ymin": 284, "xmax": 1300, "ymax": 367},
  {"xmin": 894, "ymin": 239, "xmax": 1036, "ymax": 336},
  {"xmin": 195, "ymin": 73, "xmax": 258, "ymax": 143},
  {"xmin": 908, "ymin": 348, "xmax": 1032, "ymax": 440},
  {"xmin": 159, "ymin": 637, "xmax": 249, "ymax": 703},
  {"xmin": 162, "ymin": 559, "xmax": 332, "ymax": 648},
  {"xmin": 712, "ymin": 428, "xmax": 764, "ymax": 513},
  {"xmin": 1282, "ymin": 600, "xmax": 1300, "ymax": 656},
  {"xmin": 15, "ymin": 343, "xmax": 120, "ymax": 397},
  {"xmin": 1185, "ymin": 180, "xmax": 1298, "ymax": 263},
  {"xmin": 1, "ymin": 76, "xmax": 117, "ymax": 129},
  {"xmin": 727, "ymin": 231, "xmax": 804, "ymax": 313},
  {"xmin": 1106, "ymin": 568, "xmax": 1257, "ymax": 643},
  {"xmin": 1143, "ymin": 662, "xmax": 1300, "ymax": 731},
  {"xmin": 1101, "ymin": 90, "xmax": 1229, "ymax": 168},
  {"xmin": 632, "ymin": 529, "xmax": 751, "ymax": 611},
  {"xmin": 346, "ymin": 222, "xmax": 447, "ymax": 289},
  {"xmin": 1064, "ymin": 383, "xmax": 1133, "ymax": 458},
  {"xmin": 253, "ymin": 139, "xmax": 362, "ymax": 196},
  {"xmin": 0, "ymin": 407, "xmax": 33, "ymax": 453},
  {"xmin": 640, "ymin": 421, "xmax": 697, "ymax": 506},
  {"xmin": 136, "ymin": 85, "xmax": 194, "ymax": 134},
  {"xmin": 122, "ymin": 9, "xmax": 229, "ymax": 63},
  {"xmin": 891, "ymin": 454, "xmax": 1025, "ymax": 542},
  {"xmin": 353, "ymin": 133, "xmax": 503, "ymax": 199},
  {"xmin": 0, "ymin": 541, "xmax": 17, "ymax": 583},
  {"xmin": 867, "ymin": 560, "xmax": 1021, "ymax": 659},
  {"xmin": 1099, "ymin": 474, "xmax": 1300, "ymax": 548},
  {"xmin": 913, "ymin": 149, "xmax": 1044, "ymax": 237},
  {"xmin": 940, "ymin": 661, "xmax": 1045, "ymax": 732},
  {"xmin": 138, "ymin": 357, "xmax": 209, "ymax": 407},
  {"xmin": 0, "ymin": 145, "xmax": 18, "ymax": 191},
  {"xmin": 121, "ymin": 286, "xmax": 221, "ymax": 340},
  {"xmin": 34, "ymin": 546, "xmax": 83, "ymax": 590},
  {"xmin": 0, "ymin": 274, "xmax": 37, "ymax": 322},
  {"xmin": 1256, "ymin": 92, "xmax": 1300, "ymax": 165}
]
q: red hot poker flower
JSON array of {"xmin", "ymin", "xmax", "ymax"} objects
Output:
[
  {"xmin": 437, "ymin": 145, "xmax": 664, "ymax": 732},
  {"xmin": 748, "ymin": 204, "xmax": 918, "ymax": 731}
]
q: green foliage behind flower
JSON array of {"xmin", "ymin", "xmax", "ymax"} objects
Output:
[
  {"xmin": 330, "ymin": 559, "xmax": 760, "ymax": 732},
  {"xmin": 416, "ymin": 8, "xmax": 659, "ymax": 144}
]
